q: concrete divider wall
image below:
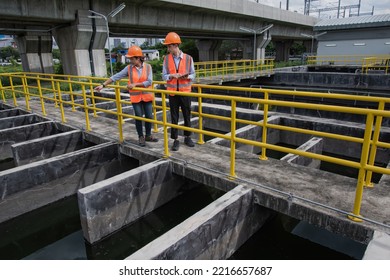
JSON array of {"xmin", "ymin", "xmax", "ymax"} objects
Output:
[
  {"xmin": 11, "ymin": 130, "xmax": 88, "ymax": 166},
  {"xmin": 281, "ymin": 137, "xmax": 323, "ymax": 168},
  {"xmin": 280, "ymin": 116, "xmax": 390, "ymax": 164},
  {"xmin": 78, "ymin": 160, "xmax": 190, "ymax": 244},
  {"xmin": 0, "ymin": 108, "xmax": 28, "ymax": 118},
  {"xmin": 0, "ymin": 114, "xmax": 45, "ymax": 129},
  {"xmin": 209, "ymin": 115, "xmax": 281, "ymax": 154},
  {"xmin": 0, "ymin": 143, "xmax": 121, "ymax": 223},
  {"xmin": 0, "ymin": 121, "xmax": 61, "ymax": 160},
  {"xmin": 193, "ymin": 104, "xmax": 264, "ymax": 132},
  {"xmin": 0, "ymin": 142, "xmax": 118, "ymax": 199},
  {"xmin": 127, "ymin": 185, "xmax": 273, "ymax": 260}
]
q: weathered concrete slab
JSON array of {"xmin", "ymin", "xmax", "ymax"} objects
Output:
[
  {"xmin": 209, "ymin": 115, "xmax": 280, "ymax": 154},
  {"xmin": 11, "ymin": 130, "xmax": 88, "ymax": 166},
  {"xmin": 0, "ymin": 121, "xmax": 60, "ymax": 160},
  {"xmin": 363, "ymin": 231, "xmax": 390, "ymax": 259},
  {"xmin": 0, "ymin": 108, "xmax": 28, "ymax": 118},
  {"xmin": 0, "ymin": 142, "xmax": 122, "ymax": 223},
  {"xmin": 78, "ymin": 159, "xmax": 192, "ymax": 244},
  {"xmin": 281, "ymin": 137, "xmax": 323, "ymax": 168},
  {"xmin": 278, "ymin": 115, "xmax": 390, "ymax": 164},
  {"xmin": 127, "ymin": 185, "xmax": 272, "ymax": 260},
  {"xmin": 0, "ymin": 114, "xmax": 45, "ymax": 129}
]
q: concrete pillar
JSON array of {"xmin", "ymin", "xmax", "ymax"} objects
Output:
[
  {"xmin": 15, "ymin": 34, "xmax": 54, "ymax": 73},
  {"xmin": 196, "ymin": 39, "xmax": 222, "ymax": 61},
  {"xmin": 257, "ymin": 30, "xmax": 272, "ymax": 62},
  {"xmin": 54, "ymin": 10, "xmax": 103, "ymax": 76},
  {"xmin": 90, "ymin": 16, "xmax": 109, "ymax": 77},
  {"xmin": 274, "ymin": 40, "xmax": 293, "ymax": 62},
  {"xmin": 239, "ymin": 40, "xmax": 253, "ymax": 60}
]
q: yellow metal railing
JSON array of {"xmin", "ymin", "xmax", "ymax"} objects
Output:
[
  {"xmin": 1, "ymin": 72, "xmax": 390, "ymax": 223},
  {"xmin": 194, "ymin": 59, "xmax": 274, "ymax": 81},
  {"xmin": 305, "ymin": 54, "xmax": 390, "ymax": 74},
  {"xmin": 361, "ymin": 57, "xmax": 390, "ymax": 74}
]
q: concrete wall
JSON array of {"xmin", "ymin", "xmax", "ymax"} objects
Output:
[
  {"xmin": 78, "ymin": 160, "xmax": 196, "ymax": 244},
  {"xmin": 0, "ymin": 143, "xmax": 122, "ymax": 223},
  {"xmin": 128, "ymin": 185, "xmax": 273, "ymax": 260},
  {"xmin": 11, "ymin": 130, "xmax": 89, "ymax": 166}
]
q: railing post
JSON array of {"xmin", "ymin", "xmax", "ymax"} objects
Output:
[
  {"xmin": 9, "ymin": 76, "xmax": 17, "ymax": 106},
  {"xmin": 365, "ymin": 101, "xmax": 385, "ymax": 187},
  {"xmin": 81, "ymin": 84, "xmax": 91, "ymax": 131},
  {"xmin": 348, "ymin": 113, "xmax": 374, "ymax": 222},
  {"xmin": 115, "ymin": 86, "xmax": 124, "ymax": 143},
  {"xmin": 89, "ymin": 79, "xmax": 97, "ymax": 118},
  {"xmin": 162, "ymin": 92, "xmax": 170, "ymax": 158},
  {"xmin": 152, "ymin": 82, "xmax": 158, "ymax": 133},
  {"xmin": 50, "ymin": 76, "xmax": 58, "ymax": 108},
  {"xmin": 56, "ymin": 81, "xmax": 66, "ymax": 123},
  {"xmin": 21, "ymin": 73, "xmax": 31, "ymax": 111},
  {"xmin": 67, "ymin": 77, "xmax": 75, "ymax": 112},
  {"xmin": 0, "ymin": 78, "xmax": 5, "ymax": 103},
  {"xmin": 197, "ymin": 86, "xmax": 205, "ymax": 145},
  {"xmin": 229, "ymin": 99, "xmax": 237, "ymax": 179},
  {"xmin": 259, "ymin": 91, "xmax": 269, "ymax": 160},
  {"xmin": 37, "ymin": 78, "xmax": 46, "ymax": 116}
]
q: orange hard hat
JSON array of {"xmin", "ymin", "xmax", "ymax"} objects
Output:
[
  {"xmin": 126, "ymin": 45, "xmax": 143, "ymax": 58},
  {"xmin": 163, "ymin": 32, "xmax": 181, "ymax": 45}
]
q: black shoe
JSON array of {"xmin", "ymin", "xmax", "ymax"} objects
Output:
[
  {"xmin": 184, "ymin": 136, "xmax": 195, "ymax": 147},
  {"xmin": 171, "ymin": 139, "xmax": 180, "ymax": 151},
  {"xmin": 138, "ymin": 136, "xmax": 146, "ymax": 147},
  {"xmin": 145, "ymin": 135, "xmax": 158, "ymax": 142}
]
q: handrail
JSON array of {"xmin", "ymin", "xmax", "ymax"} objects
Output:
[
  {"xmin": 194, "ymin": 59, "xmax": 274, "ymax": 81},
  {"xmin": 1, "ymin": 71, "xmax": 390, "ymax": 223},
  {"xmin": 305, "ymin": 54, "xmax": 390, "ymax": 74}
]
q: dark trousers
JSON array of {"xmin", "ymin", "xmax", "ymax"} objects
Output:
[
  {"xmin": 132, "ymin": 101, "xmax": 153, "ymax": 137},
  {"xmin": 169, "ymin": 94, "xmax": 191, "ymax": 139}
]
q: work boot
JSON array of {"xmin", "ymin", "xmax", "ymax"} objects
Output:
[
  {"xmin": 145, "ymin": 135, "xmax": 158, "ymax": 142},
  {"xmin": 184, "ymin": 136, "xmax": 195, "ymax": 147},
  {"xmin": 138, "ymin": 136, "xmax": 146, "ymax": 147},
  {"xmin": 171, "ymin": 139, "xmax": 180, "ymax": 151}
]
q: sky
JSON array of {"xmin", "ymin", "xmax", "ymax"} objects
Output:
[{"xmin": 256, "ymin": 0, "xmax": 390, "ymax": 18}]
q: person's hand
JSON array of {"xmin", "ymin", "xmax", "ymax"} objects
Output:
[
  {"xmin": 127, "ymin": 84, "xmax": 135, "ymax": 90},
  {"xmin": 178, "ymin": 73, "xmax": 189, "ymax": 79},
  {"xmin": 170, "ymin": 73, "xmax": 181, "ymax": 79},
  {"xmin": 94, "ymin": 85, "xmax": 103, "ymax": 92}
]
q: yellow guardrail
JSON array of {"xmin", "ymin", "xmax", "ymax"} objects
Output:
[
  {"xmin": 305, "ymin": 54, "xmax": 390, "ymax": 74},
  {"xmin": 1, "ymin": 72, "xmax": 390, "ymax": 224},
  {"xmin": 194, "ymin": 59, "xmax": 274, "ymax": 81}
]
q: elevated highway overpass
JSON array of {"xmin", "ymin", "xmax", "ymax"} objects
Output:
[{"xmin": 0, "ymin": 0, "xmax": 317, "ymax": 76}]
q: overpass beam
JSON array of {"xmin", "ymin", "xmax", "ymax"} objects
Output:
[
  {"xmin": 274, "ymin": 40, "xmax": 294, "ymax": 62},
  {"xmin": 15, "ymin": 34, "xmax": 54, "ymax": 73},
  {"xmin": 195, "ymin": 39, "xmax": 222, "ymax": 61}
]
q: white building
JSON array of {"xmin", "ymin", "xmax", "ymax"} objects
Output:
[{"xmin": 315, "ymin": 14, "xmax": 390, "ymax": 59}]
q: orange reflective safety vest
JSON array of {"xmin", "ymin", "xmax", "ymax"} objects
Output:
[
  {"xmin": 128, "ymin": 63, "xmax": 153, "ymax": 103},
  {"xmin": 164, "ymin": 53, "xmax": 192, "ymax": 95}
]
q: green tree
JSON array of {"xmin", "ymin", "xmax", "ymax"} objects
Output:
[{"xmin": 0, "ymin": 46, "xmax": 20, "ymax": 61}]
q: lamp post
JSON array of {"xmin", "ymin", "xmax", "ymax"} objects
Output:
[
  {"xmin": 89, "ymin": 3, "xmax": 126, "ymax": 76},
  {"xmin": 300, "ymin": 32, "xmax": 327, "ymax": 55},
  {"xmin": 239, "ymin": 24, "xmax": 273, "ymax": 60}
]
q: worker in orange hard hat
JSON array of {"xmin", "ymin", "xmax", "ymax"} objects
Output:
[
  {"xmin": 162, "ymin": 32, "xmax": 196, "ymax": 151},
  {"xmin": 94, "ymin": 45, "xmax": 158, "ymax": 147}
]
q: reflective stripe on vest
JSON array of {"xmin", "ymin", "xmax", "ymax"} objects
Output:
[
  {"xmin": 164, "ymin": 53, "xmax": 192, "ymax": 94},
  {"xmin": 128, "ymin": 63, "xmax": 153, "ymax": 103}
]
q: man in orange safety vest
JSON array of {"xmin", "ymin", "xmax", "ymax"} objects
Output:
[{"xmin": 162, "ymin": 32, "xmax": 196, "ymax": 151}]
